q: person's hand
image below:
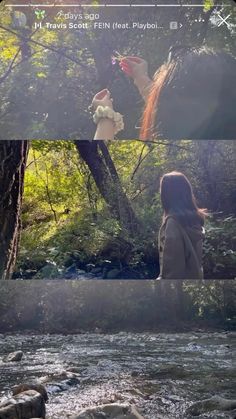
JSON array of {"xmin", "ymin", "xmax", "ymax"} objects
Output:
[
  {"xmin": 92, "ymin": 89, "xmax": 113, "ymax": 111},
  {"xmin": 119, "ymin": 56, "xmax": 148, "ymax": 83}
]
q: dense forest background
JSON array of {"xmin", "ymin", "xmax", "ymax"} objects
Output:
[
  {"xmin": 3, "ymin": 139, "xmax": 234, "ymax": 280},
  {"xmin": 0, "ymin": 0, "xmax": 235, "ymax": 139}
]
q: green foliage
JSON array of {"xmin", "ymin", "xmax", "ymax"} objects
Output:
[
  {"xmin": 184, "ymin": 280, "xmax": 236, "ymax": 323},
  {"xmin": 203, "ymin": 216, "xmax": 236, "ymax": 279},
  {"xmin": 14, "ymin": 139, "xmax": 236, "ymax": 280}
]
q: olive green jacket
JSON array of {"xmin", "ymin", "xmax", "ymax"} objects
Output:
[{"xmin": 158, "ymin": 215, "xmax": 204, "ymax": 279}]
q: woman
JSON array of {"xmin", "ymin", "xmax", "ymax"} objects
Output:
[
  {"xmin": 157, "ymin": 171, "xmax": 207, "ymax": 279},
  {"xmin": 92, "ymin": 47, "xmax": 236, "ymax": 140}
]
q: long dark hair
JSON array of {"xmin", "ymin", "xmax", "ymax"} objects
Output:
[
  {"xmin": 160, "ymin": 171, "xmax": 207, "ymax": 227},
  {"xmin": 140, "ymin": 47, "xmax": 236, "ymax": 140}
]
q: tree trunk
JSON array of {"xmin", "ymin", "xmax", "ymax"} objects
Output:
[
  {"xmin": 75, "ymin": 141, "xmax": 140, "ymax": 236},
  {"xmin": 0, "ymin": 141, "xmax": 29, "ymax": 279}
]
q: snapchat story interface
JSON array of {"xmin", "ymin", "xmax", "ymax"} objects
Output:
[{"xmin": 0, "ymin": 1, "xmax": 235, "ymax": 140}]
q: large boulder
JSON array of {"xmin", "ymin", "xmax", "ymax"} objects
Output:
[
  {"xmin": 0, "ymin": 389, "xmax": 46, "ymax": 419},
  {"xmin": 187, "ymin": 395, "xmax": 236, "ymax": 416},
  {"xmin": 3, "ymin": 351, "xmax": 23, "ymax": 362},
  {"xmin": 12, "ymin": 383, "xmax": 48, "ymax": 402},
  {"xmin": 72, "ymin": 403, "xmax": 144, "ymax": 418}
]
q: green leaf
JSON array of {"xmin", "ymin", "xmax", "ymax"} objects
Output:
[
  {"xmin": 203, "ymin": 0, "xmax": 214, "ymax": 12},
  {"xmin": 36, "ymin": 72, "xmax": 47, "ymax": 78}
]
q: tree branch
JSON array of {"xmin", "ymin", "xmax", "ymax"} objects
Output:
[
  {"xmin": 0, "ymin": 24, "xmax": 88, "ymax": 69},
  {"xmin": 131, "ymin": 144, "xmax": 152, "ymax": 181},
  {"xmin": 0, "ymin": 27, "xmax": 39, "ymax": 83}
]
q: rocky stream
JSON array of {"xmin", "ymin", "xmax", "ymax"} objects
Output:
[{"xmin": 0, "ymin": 332, "xmax": 235, "ymax": 418}]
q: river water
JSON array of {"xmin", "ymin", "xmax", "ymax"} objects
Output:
[{"xmin": 0, "ymin": 332, "xmax": 235, "ymax": 418}]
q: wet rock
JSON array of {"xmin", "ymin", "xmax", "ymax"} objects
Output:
[
  {"xmin": 186, "ymin": 395, "xmax": 236, "ymax": 416},
  {"xmin": 106, "ymin": 269, "xmax": 121, "ymax": 279},
  {"xmin": 131, "ymin": 371, "xmax": 139, "ymax": 377},
  {"xmin": 86, "ymin": 263, "xmax": 96, "ymax": 272},
  {"xmin": 0, "ymin": 389, "xmax": 45, "ymax": 419},
  {"xmin": 45, "ymin": 377, "xmax": 80, "ymax": 394},
  {"xmin": 72, "ymin": 403, "xmax": 144, "ymax": 418},
  {"xmin": 67, "ymin": 366, "xmax": 81, "ymax": 374},
  {"xmin": 12, "ymin": 383, "xmax": 48, "ymax": 402},
  {"xmin": 90, "ymin": 267, "xmax": 102, "ymax": 275},
  {"xmin": 38, "ymin": 370, "xmax": 80, "ymax": 395},
  {"xmin": 99, "ymin": 393, "xmax": 124, "ymax": 405},
  {"xmin": 3, "ymin": 350, "xmax": 23, "ymax": 362},
  {"xmin": 35, "ymin": 261, "xmax": 60, "ymax": 279},
  {"xmin": 64, "ymin": 265, "xmax": 79, "ymax": 279}
]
